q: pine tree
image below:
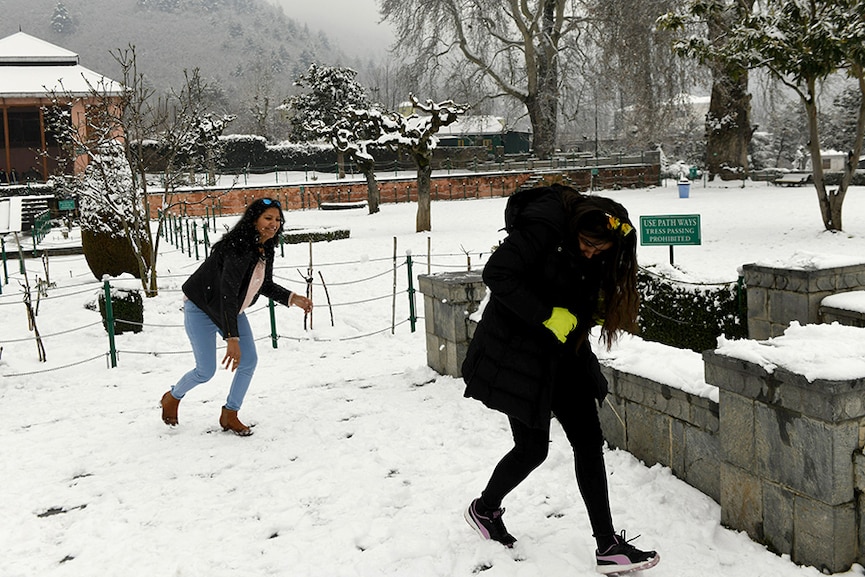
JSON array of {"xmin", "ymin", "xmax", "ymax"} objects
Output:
[{"xmin": 50, "ymin": 2, "xmax": 74, "ymax": 34}]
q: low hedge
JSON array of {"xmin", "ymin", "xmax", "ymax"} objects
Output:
[
  {"xmin": 636, "ymin": 269, "xmax": 748, "ymax": 353},
  {"xmin": 281, "ymin": 227, "xmax": 350, "ymax": 244}
]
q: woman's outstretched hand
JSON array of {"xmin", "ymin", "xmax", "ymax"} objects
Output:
[{"xmin": 289, "ymin": 293, "xmax": 313, "ymax": 314}]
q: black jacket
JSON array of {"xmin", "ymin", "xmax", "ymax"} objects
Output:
[
  {"xmin": 462, "ymin": 188, "xmax": 608, "ymax": 428},
  {"xmin": 182, "ymin": 240, "xmax": 292, "ymax": 338}
]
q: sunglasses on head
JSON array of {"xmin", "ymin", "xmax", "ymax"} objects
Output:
[{"xmin": 261, "ymin": 198, "xmax": 280, "ymax": 207}]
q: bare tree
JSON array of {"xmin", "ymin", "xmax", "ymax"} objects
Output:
[
  {"xmin": 590, "ymin": 0, "xmax": 691, "ymax": 151},
  {"xmin": 380, "ymin": 0, "xmax": 587, "ymax": 159},
  {"xmin": 47, "ymin": 46, "xmax": 234, "ymax": 295}
]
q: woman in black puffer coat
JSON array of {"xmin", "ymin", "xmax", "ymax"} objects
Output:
[{"xmin": 462, "ymin": 185, "xmax": 660, "ymax": 575}]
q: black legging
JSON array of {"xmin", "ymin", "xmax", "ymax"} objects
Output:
[{"xmin": 479, "ymin": 370, "xmax": 614, "ymax": 543}]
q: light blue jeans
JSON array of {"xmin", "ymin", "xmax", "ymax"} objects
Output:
[{"xmin": 170, "ymin": 300, "xmax": 258, "ymax": 411}]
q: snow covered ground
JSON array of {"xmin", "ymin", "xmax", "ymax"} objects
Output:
[{"xmin": 2, "ymin": 176, "xmax": 865, "ymax": 576}]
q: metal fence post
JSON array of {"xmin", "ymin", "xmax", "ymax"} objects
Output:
[
  {"xmin": 103, "ymin": 276, "xmax": 117, "ymax": 368},
  {"xmin": 269, "ymin": 298, "xmax": 278, "ymax": 349},
  {"xmin": 406, "ymin": 251, "xmax": 417, "ymax": 332},
  {"xmin": 193, "ymin": 222, "xmax": 199, "ymax": 260},
  {"xmin": 1, "ymin": 237, "xmax": 7, "ymax": 288}
]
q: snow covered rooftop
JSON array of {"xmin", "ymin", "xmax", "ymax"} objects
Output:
[
  {"xmin": 0, "ymin": 31, "xmax": 122, "ymax": 98},
  {"xmin": 0, "ymin": 31, "xmax": 79, "ymax": 64},
  {"xmin": 438, "ymin": 115, "xmax": 506, "ymax": 136}
]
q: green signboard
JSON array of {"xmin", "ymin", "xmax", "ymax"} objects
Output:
[
  {"xmin": 58, "ymin": 199, "xmax": 76, "ymax": 211},
  {"xmin": 639, "ymin": 214, "xmax": 701, "ymax": 246}
]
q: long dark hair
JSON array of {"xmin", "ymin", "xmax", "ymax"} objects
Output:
[
  {"xmin": 560, "ymin": 186, "xmax": 639, "ymax": 348},
  {"xmin": 213, "ymin": 198, "xmax": 285, "ymax": 257}
]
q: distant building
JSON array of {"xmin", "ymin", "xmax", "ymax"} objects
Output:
[
  {"xmin": 804, "ymin": 150, "xmax": 865, "ymax": 172},
  {"xmin": 0, "ymin": 31, "xmax": 123, "ymax": 184},
  {"xmin": 435, "ymin": 115, "xmax": 531, "ymax": 156},
  {"xmin": 396, "ymin": 101, "xmax": 531, "ymax": 157}
]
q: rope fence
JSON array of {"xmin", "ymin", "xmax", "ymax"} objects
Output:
[{"xmin": 1, "ymin": 222, "xmax": 739, "ymax": 377}]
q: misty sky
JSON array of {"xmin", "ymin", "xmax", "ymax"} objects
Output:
[{"xmin": 266, "ymin": 0, "xmax": 395, "ymax": 58}]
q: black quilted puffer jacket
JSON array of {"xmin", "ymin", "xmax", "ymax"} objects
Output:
[{"xmin": 462, "ymin": 187, "xmax": 608, "ymax": 428}]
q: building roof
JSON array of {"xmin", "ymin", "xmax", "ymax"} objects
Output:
[
  {"xmin": 0, "ymin": 31, "xmax": 123, "ymax": 98},
  {"xmin": 438, "ymin": 116, "xmax": 507, "ymax": 137}
]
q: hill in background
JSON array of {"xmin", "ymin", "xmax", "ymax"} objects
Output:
[{"xmin": 0, "ymin": 0, "xmax": 357, "ymax": 137}]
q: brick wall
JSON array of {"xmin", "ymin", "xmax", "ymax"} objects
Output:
[{"xmin": 151, "ymin": 164, "xmax": 660, "ymax": 218}]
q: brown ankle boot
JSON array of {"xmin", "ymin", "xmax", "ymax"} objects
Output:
[
  {"xmin": 219, "ymin": 406, "xmax": 253, "ymax": 436},
  {"xmin": 161, "ymin": 391, "xmax": 180, "ymax": 426}
]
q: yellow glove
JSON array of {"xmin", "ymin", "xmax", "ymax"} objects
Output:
[{"xmin": 542, "ymin": 307, "xmax": 578, "ymax": 343}]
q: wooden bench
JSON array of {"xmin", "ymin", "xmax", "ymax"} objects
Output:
[{"xmin": 774, "ymin": 172, "xmax": 811, "ymax": 186}]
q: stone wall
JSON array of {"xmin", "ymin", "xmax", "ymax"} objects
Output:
[
  {"xmin": 743, "ymin": 262, "xmax": 865, "ymax": 339},
  {"xmin": 704, "ymin": 350, "xmax": 865, "ymax": 573},
  {"xmin": 600, "ymin": 365, "xmax": 721, "ymax": 502}
]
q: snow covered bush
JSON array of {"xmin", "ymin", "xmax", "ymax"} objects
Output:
[
  {"xmin": 76, "ymin": 143, "xmax": 153, "ymax": 281},
  {"xmin": 637, "ymin": 269, "xmax": 748, "ymax": 352}
]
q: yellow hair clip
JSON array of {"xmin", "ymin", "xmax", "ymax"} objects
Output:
[{"xmin": 606, "ymin": 213, "xmax": 634, "ymax": 237}]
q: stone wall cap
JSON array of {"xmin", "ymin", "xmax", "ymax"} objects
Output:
[
  {"xmin": 743, "ymin": 253, "xmax": 865, "ymax": 273},
  {"xmin": 418, "ymin": 271, "xmax": 484, "ymax": 283},
  {"xmin": 713, "ymin": 322, "xmax": 865, "ymax": 383}
]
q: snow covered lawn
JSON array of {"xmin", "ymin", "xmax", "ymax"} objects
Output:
[{"xmin": 2, "ymin": 178, "xmax": 865, "ymax": 576}]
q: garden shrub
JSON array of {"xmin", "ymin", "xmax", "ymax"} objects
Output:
[
  {"xmin": 636, "ymin": 268, "xmax": 748, "ymax": 353},
  {"xmin": 281, "ymin": 227, "xmax": 350, "ymax": 244},
  {"xmin": 97, "ymin": 288, "xmax": 144, "ymax": 335}
]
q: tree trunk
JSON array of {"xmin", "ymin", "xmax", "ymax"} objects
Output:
[
  {"xmin": 527, "ymin": 2, "xmax": 560, "ymax": 160},
  {"xmin": 706, "ymin": 9, "xmax": 753, "ymax": 182},
  {"xmin": 415, "ymin": 155, "xmax": 432, "ymax": 232},
  {"xmin": 363, "ymin": 165, "xmax": 381, "ymax": 214},
  {"xmin": 705, "ymin": 70, "xmax": 752, "ymax": 181},
  {"xmin": 802, "ymin": 79, "xmax": 836, "ymax": 230},
  {"xmin": 526, "ymin": 94, "xmax": 557, "ymax": 159},
  {"xmin": 337, "ymin": 149, "xmax": 346, "ymax": 179}
]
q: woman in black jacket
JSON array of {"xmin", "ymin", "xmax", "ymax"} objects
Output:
[
  {"xmin": 160, "ymin": 198, "xmax": 312, "ymax": 436},
  {"xmin": 462, "ymin": 185, "xmax": 659, "ymax": 575}
]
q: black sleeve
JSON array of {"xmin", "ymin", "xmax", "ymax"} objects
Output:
[
  {"xmin": 258, "ymin": 254, "xmax": 292, "ymax": 307},
  {"xmin": 482, "ymin": 221, "xmax": 559, "ymax": 328}
]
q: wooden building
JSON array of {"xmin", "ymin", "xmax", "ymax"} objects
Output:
[{"xmin": 0, "ymin": 31, "xmax": 123, "ymax": 184}]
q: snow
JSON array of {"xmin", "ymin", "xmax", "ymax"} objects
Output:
[
  {"xmin": 823, "ymin": 290, "xmax": 865, "ymax": 314},
  {"xmin": 0, "ymin": 32, "xmax": 123, "ymax": 97},
  {"xmin": 2, "ymin": 175, "xmax": 865, "ymax": 577},
  {"xmin": 717, "ymin": 322, "xmax": 865, "ymax": 382}
]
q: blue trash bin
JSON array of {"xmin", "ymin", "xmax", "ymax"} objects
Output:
[{"xmin": 677, "ymin": 180, "xmax": 690, "ymax": 198}]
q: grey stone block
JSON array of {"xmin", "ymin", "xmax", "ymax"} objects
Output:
[
  {"xmin": 683, "ymin": 426, "xmax": 720, "ymax": 503},
  {"xmin": 690, "ymin": 397, "xmax": 720, "ymax": 434},
  {"xmin": 855, "ymin": 452, "xmax": 865, "ymax": 492},
  {"xmin": 753, "ymin": 404, "xmax": 857, "ymax": 505},
  {"xmin": 600, "ymin": 392, "xmax": 627, "ymax": 450},
  {"xmin": 418, "ymin": 271, "xmax": 485, "ymax": 303},
  {"xmin": 768, "ymin": 290, "xmax": 810, "ymax": 327},
  {"xmin": 703, "ymin": 351, "xmax": 768, "ymax": 398},
  {"xmin": 747, "ymin": 286, "xmax": 769, "ymax": 322},
  {"xmin": 762, "ymin": 483, "xmax": 794, "ymax": 555},
  {"xmin": 718, "ymin": 390, "xmax": 755, "ymax": 469},
  {"xmin": 625, "ymin": 403, "xmax": 671, "ymax": 469},
  {"xmin": 720, "ymin": 463, "xmax": 763, "ymax": 540},
  {"xmin": 793, "ymin": 497, "xmax": 857, "ymax": 573}
]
